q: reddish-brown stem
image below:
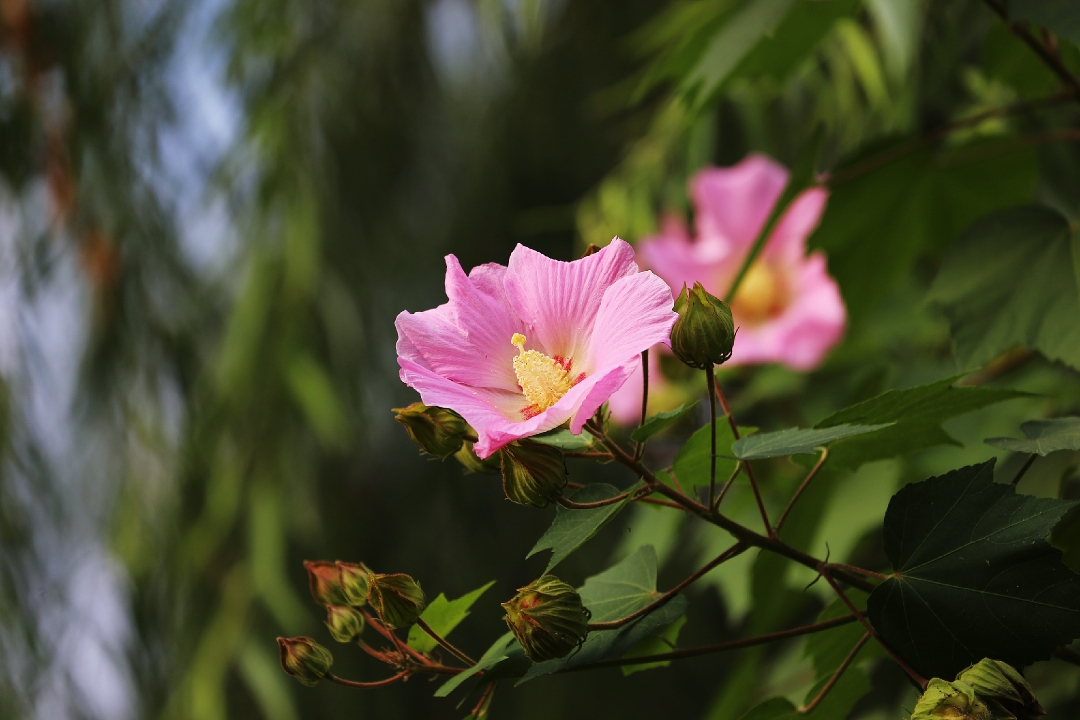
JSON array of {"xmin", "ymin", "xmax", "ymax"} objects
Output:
[
  {"xmin": 712, "ymin": 461, "xmax": 742, "ymax": 511},
  {"xmin": 360, "ymin": 609, "xmax": 430, "ymax": 665},
  {"xmin": 714, "ymin": 381, "xmax": 774, "ymax": 538},
  {"xmin": 821, "ymin": 566, "xmax": 927, "ymax": 689},
  {"xmin": 326, "ymin": 671, "xmax": 409, "ymax": 689},
  {"xmin": 557, "ymin": 492, "xmax": 631, "ymax": 510},
  {"xmin": 573, "ymin": 614, "xmax": 859, "ymax": 670},
  {"xmin": 826, "ymin": 563, "xmax": 887, "ymax": 581},
  {"xmin": 563, "ymin": 451, "xmax": 614, "ymax": 459},
  {"xmin": 637, "ymin": 496, "xmax": 688, "ymax": 510},
  {"xmin": 776, "ymin": 447, "xmax": 829, "ymax": 532},
  {"xmin": 588, "ymin": 543, "xmax": 747, "ymax": 630},
  {"xmin": 1012, "ymin": 454, "xmax": 1038, "ymax": 486},
  {"xmin": 634, "ymin": 349, "xmax": 649, "ymax": 461},
  {"xmin": 416, "ymin": 617, "xmax": 477, "ymax": 666},
  {"xmin": 357, "ymin": 639, "xmax": 395, "ymax": 664},
  {"xmin": 797, "ymin": 633, "xmax": 871, "ymax": 714},
  {"xmin": 472, "ymin": 681, "xmax": 497, "ymax": 717}
]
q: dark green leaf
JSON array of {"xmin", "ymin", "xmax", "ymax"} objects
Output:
[
  {"xmin": 737, "ymin": 697, "xmax": 798, "ymax": 720},
  {"xmin": 532, "ymin": 428, "xmax": 594, "ymax": 450},
  {"xmin": 813, "ymin": 376, "xmax": 1029, "ymax": 471},
  {"xmin": 986, "ymin": 417, "xmax": 1080, "ymax": 456},
  {"xmin": 731, "ymin": 424, "xmax": 891, "ymax": 460},
  {"xmin": 1052, "ymin": 505, "xmax": 1080, "ymax": 573},
  {"xmin": 927, "ymin": 206, "xmax": 1080, "ymax": 371},
  {"xmin": 1010, "ymin": 0, "xmax": 1080, "ymax": 47},
  {"xmin": 527, "ymin": 484, "xmax": 634, "ymax": 572},
  {"xmin": 631, "ymin": 402, "xmax": 697, "ymax": 443},
  {"xmin": 407, "ymin": 581, "xmax": 494, "ymax": 653},
  {"xmin": 868, "ymin": 460, "xmax": 1080, "ymax": 679},
  {"xmin": 734, "ymin": 670, "xmax": 870, "ymax": 720},
  {"xmin": 620, "ymin": 614, "xmax": 686, "ymax": 676}
]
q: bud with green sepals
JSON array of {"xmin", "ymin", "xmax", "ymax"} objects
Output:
[
  {"xmin": 325, "ymin": 605, "xmax": 366, "ymax": 644},
  {"xmin": 499, "ymin": 440, "xmax": 567, "ymax": 508},
  {"xmin": 277, "ymin": 636, "xmax": 334, "ymax": 686},
  {"xmin": 670, "ymin": 282, "xmax": 735, "ymax": 369},
  {"xmin": 957, "ymin": 659, "xmax": 1045, "ymax": 719},
  {"xmin": 337, "ymin": 561, "xmax": 373, "ymax": 607},
  {"xmin": 304, "ymin": 560, "xmax": 349, "ymax": 606},
  {"xmin": 501, "ymin": 574, "xmax": 590, "ymax": 662},
  {"xmin": 393, "ymin": 402, "xmax": 469, "ymax": 459},
  {"xmin": 368, "ymin": 573, "xmax": 426, "ymax": 629},
  {"xmin": 910, "ymin": 678, "xmax": 990, "ymax": 720}
]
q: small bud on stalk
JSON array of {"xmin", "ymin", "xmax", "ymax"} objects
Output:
[
  {"xmin": 957, "ymin": 659, "xmax": 1045, "ymax": 719},
  {"xmin": 337, "ymin": 561, "xmax": 374, "ymax": 606},
  {"xmin": 368, "ymin": 573, "xmax": 426, "ymax": 629},
  {"xmin": 501, "ymin": 575, "xmax": 590, "ymax": 662},
  {"xmin": 325, "ymin": 605, "xmax": 366, "ymax": 643},
  {"xmin": 278, "ymin": 636, "xmax": 333, "ymax": 686},
  {"xmin": 499, "ymin": 440, "xmax": 567, "ymax": 508},
  {"xmin": 304, "ymin": 560, "xmax": 349, "ymax": 606},
  {"xmin": 393, "ymin": 402, "xmax": 469, "ymax": 459},
  {"xmin": 670, "ymin": 282, "xmax": 735, "ymax": 369}
]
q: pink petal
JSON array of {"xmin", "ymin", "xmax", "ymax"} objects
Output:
[
  {"xmin": 691, "ymin": 154, "xmax": 788, "ymax": 251},
  {"xmin": 504, "ymin": 238, "xmax": 638, "ymax": 364},
  {"xmin": 638, "ymin": 224, "xmax": 733, "ymax": 297},
  {"xmin": 587, "ymin": 271, "xmax": 677, "ymax": 371},
  {"xmin": 761, "ymin": 187, "xmax": 828, "ymax": 267}
]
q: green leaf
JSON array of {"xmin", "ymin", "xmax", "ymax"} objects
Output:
[
  {"xmin": 927, "ymin": 206, "xmax": 1080, "ymax": 372},
  {"xmin": 1009, "ymin": 0, "xmax": 1080, "ymax": 47},
  {"xmin": 433, "ymin": 632, "xmax": 520, "ymax": 698},
  {"xmin": 986, "ymin": 417, "xmax": 1080, "ymax": 456},
  {"xmin": 517, "ymin": 546, "xmax": 687, "ymax": 683},
  {"xmin": 867, "ymin": 460, "xmax": 1080, "ymax": 679},
  {"xmin": 804, "ymin": 591, "xmax": 879, "ymax": 680},
  {"xmin": 620, "ymin": 615, "xmax": 686, "ymax": 676},
  {"xmin": 631, "ymin": 402, "xmax": 697, "ymax": 443},
  {"xmin": 407, "ymin": 581, "xmax": 495, "ymax": 653},
  {"xmin": 731, "ymin": 424, "xmax": 891, "ymax": 460},
  {"xmin": 812, "ymin": 142, "xmax": 1037, "ymax": 328},
  {"xmin": 673, "ymin": 418, "xmax": 754, "ymax": 491},
  {"xmin": 734, "ymin": 671, "xmax": 871, "ymax": 719},
  {"xmin": 532, "ymin": 428, "xmax": 594, "ymax": 450},
  {"xmin": 812, "ymin": 376, "xmax": 1029, "ymax": 471},
  {"xmin": 527, "ymin": 484, "xmax": 635, "ymax": 572},
  {"xmin": 1052, "ymin": 505, "xmax": 1080, "ymax": 574}
]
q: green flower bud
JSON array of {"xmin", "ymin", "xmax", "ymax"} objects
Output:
[
  {"xmin": 393, "ymin": 402, "xmax": 468, "ymax": 459},
  {"xmin": 501, "ymin": 574, "xmax": 590, "ymax": 662},
  {"xmin": 499, "ymin": 440, "xmax": 567, "ymax": 508},
  {"xmin": 304, "ymin": 560, "xmax": 349, "ymax": 606},
  {"xmin": 670, "ymin": 282, "xmax": 735, "ymax": 369},
  {"xmin": 957, "ymin": 659, "xmax": 1045, "ymax": 719},
  {"xmin": 911, "ymin": 679, "xmax": 991, "ymax": 720},
  {"xmin": 337, "ymin": 561, "xmax": 374, "ymax": 607},
  {"xmin": 368, "ymin": 573, "xmax": 426, "ymax": 629},
  {"xmin": 277, "ymin": 636, "xmax": 333, "ymax": 686},
  {"xmin": 454, "ymin": 439, "xmax": 501, "ymax": 474},
  {"xmin": 325, "ymin": 605, "xmax": 366, "ymax": 643}
]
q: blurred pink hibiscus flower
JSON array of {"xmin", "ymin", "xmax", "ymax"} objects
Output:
[
  {"xmin": 395, "ymin": 239, "xmax": 678, "ymax": 458},
  {"xmin": 608, "ymin": 154, "xmax": 845, "ymax": 425}
]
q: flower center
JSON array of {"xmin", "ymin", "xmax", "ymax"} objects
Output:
[
  {"xmin": 511, "ymin": 333, "xmax": 584, "ymax": 418},
  {"xmin": 730, "ymin": 262, "xmax": 788, "ymax": 325}
]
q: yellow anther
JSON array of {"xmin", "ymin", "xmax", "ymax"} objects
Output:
[{"xmin": 510, "ymin": 334, "xmax": 579, "ymax": 413}]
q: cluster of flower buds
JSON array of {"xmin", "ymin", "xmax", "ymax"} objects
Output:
[
  {"xmin": 277, "ymin": 636, "xmax": 334, "ymax": 686},
  {"xmin": 911, "ymin": 658, "xmax": 1044, "ymax": 720},
  {"xmin": 499, "ymin": 440, "xmax": 568, "ymax": 508},
  {"xmin": 670, "ymin": 281, "xmax": 735, "ymax": 369},
  {"xmin": 501, "ymin": 575, "xmax": 590, "ymax": 661},
  {"xmin": 302, "ymin": 560, "xmax": 427, "ymax": 636}
]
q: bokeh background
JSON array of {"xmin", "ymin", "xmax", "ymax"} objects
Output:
[{"xmin": 1, "ymin": 0, "xmax": 1078, "ymax": 718}]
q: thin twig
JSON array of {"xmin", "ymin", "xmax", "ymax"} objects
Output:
[
  {"xmin": 707, "ymin": 367, "xmax": 718, "ymax": 508},
  {"xmin": 563, "ymin": 451, "xmax": 614, "ymax": 459},
  {"xmin": 361, "ymin": 609, "xmax": 430, "ymax": 665},
  {"xmin": 587, "ymin": 543, "xmax": 747, "ymax": 630},
  {"xmin": 416, "ymin": 617, "xmax": 477, "ymax": 666},
  {"xmin": 821, "ymin": 567, "xmax": 927, "ymax": 689},
  {"xmin": 635, "ymin": 349, "xmax": 649, "ymax": 461},
  {"xmin": 714, "ymin": 381, "xmax": 774, "ymax": 538},
  {"xmin": 326, "ymin": 671, "xmax": 410, "ymax": 689},
  {"xmin": 982, "ymin": 0, "xmax": 1080, "ymax": 97},
  {"xmin": 471, "ymin": 681, "xmax": 498, "ymax": 717},
  {"xmin": 712, "ymin": 461, "xmax": 742, "ymax": 511},
  {"xmin": 826, "ymin": 563, "xmax": 888, "ymax": 581},
  {"xmin": 776, "ymin": 448, "xmax": 829, "ymax": 532},
  {"xmin": 637, "ymin": 496, "xmax": 688, "ymax": 510},
  {"xmin": 557, "ymin": 492, "xmax": 632, "ymax": 510},
  {"xmin": 797, "ymin": 633, "xmax": 871, "ymax": 714},
  {"xmin": 1012, "ymin": 454, "xmax": 1038, "ymax": 486},
  {"xmin": 572, "ymin": 614, "xmax": 859, "ymax": 670}
]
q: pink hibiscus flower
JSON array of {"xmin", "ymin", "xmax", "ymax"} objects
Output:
[{"xmin": 395, "ymin": 239, "xmax": 678, "ymax": 458}]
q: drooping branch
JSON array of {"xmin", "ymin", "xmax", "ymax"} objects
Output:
[{"xmin": 776, "ymin": 447, "xmax": 829, "ymax": 532}]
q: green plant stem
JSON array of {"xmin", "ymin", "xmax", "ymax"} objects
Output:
[
  {"xmin": 416, "ymin": 617, "xmax": 477, "ymax": 666},
  {"xmin": 587, "ymin": 542, "xmax": 747, "ymax": 630},
  {"xmin": 820, "ymin": 566, "xmax": 927, "ymax": 689},
  {"xmin": 776, "ymin": 447, "xmax": 829, "ymax": 532},
  {"xmin": 634, "ymin": 349, "xmax": 649, "ymax": 460},
  {"xmin": 797, "ymin": 633, "xmax": 871, "ymax": 714},
  {"xmin": 981, "ymin": 0, "xmax": 1080, "ymax": 97},
  {"xmin": 1012, "ymin": 453, "xmax": 1038, "ymax": 485},
  {"xmin": 574, "ymin": 614, "xmax": 859, "ymax": 670},
  {"xmin": 707, "ymin": 366, "xmax": 718, "ymax": 508},
  {"xmin": 326, "ymin": 671, "xmax": 410, "ymax": 688},
  {"xmin": 713, "ymin": 380, "xmax": 774, "ymax": 538}
]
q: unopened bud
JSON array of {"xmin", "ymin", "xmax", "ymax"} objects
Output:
[
  {"xmin": 455, "ymin": 439, "xmax": 501, "ymax": 474},
  {"xmin": 501, "ymin": 574, "xmax": 590, "ymax": 662},
  {"xmin": 911, "ymin": 679, "xmax": 990, "ymax": 720},
  {"xmin": 499, "ymin": 440, "xmax": 567, "ymax": 508},
  {"xmin": 393, "ymin": 402, "xmax": 468, "ymax": 459},
  {"xmin": 304, "ymin": 560, "xmax": 348, "ymax": 606},
  {"xmin": 337, "ymin": 561, "xmax": 374, "ymax": 607},
  {"xmin": 670, "ymin": 282, "xmax": 735, "ymax": 369},
  {"xmin": 957, "ymin": 659, "xmax": 1045, "ymax": 719},
  {"xmin": 368, "ymin": 573, "xmax": 425, "ymax": 629},
  {"xmin": 277, "ymin": 636, "xmax": 333, "ymax": 686},
  {"xmin": 325, "ymin": 605, "xmax": 366, "ymax": 644}
]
